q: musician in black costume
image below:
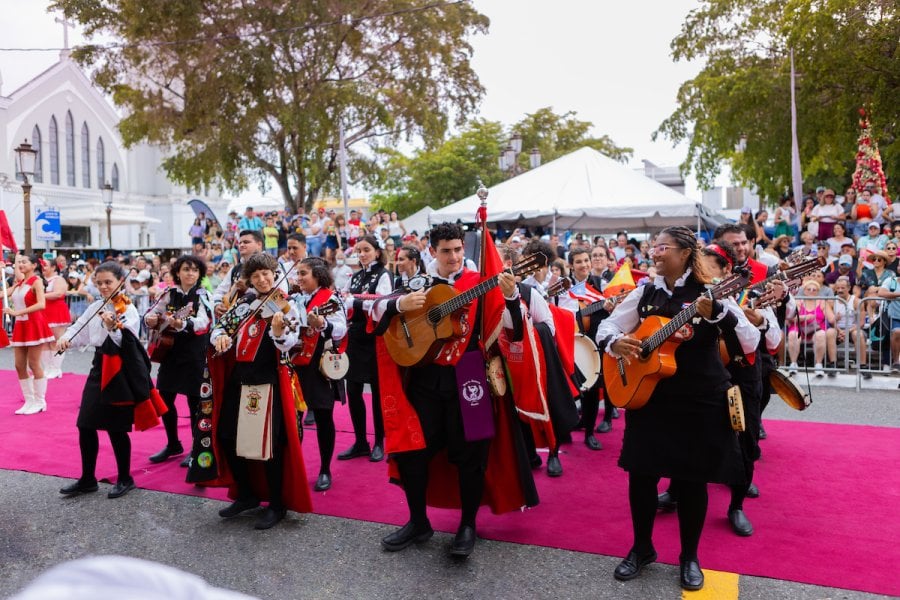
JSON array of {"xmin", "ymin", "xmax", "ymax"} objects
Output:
[
  {"xmin": 289, "ymin": 258, "xmax": 347, "ymax": 492},
  {"xmin": 509, "ymin": 241, "xmax": 579, "ymax": 477},
  {"xmin": 595, "ymin": 226, "xmax": 747, "ymax": 591},
  {"xmin": 340, "ymin": 235, "xmax": 392, "ymax": 462},
  {"xmin": 144, "ymin": 255, "xmax": 212, "ymax": 466},
  {"xmin": 556, "ymin": 247, "xmax": 607, "ymax": 451},
  {"xmin": 369, "ymin": 222, "xmax": 536, "ymax": 558}
]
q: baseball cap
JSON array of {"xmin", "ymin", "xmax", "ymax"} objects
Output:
[
  {"xmin": 840, "ymin": 239, "xmax": 855, "ymax": 247},
  {"xmin": 838, "ymin": 255, "xmax": 853, "ymax": 266},
  {"xmin": 868, "ymin": 222, "xmax": 881, "ymax": 230},
  {"xmin": 511, "ymin": 236, "xmax": 521, "ymax": 243},
  {"xmin": 823, "ymin": 189, "xmax": 836, "ymax": 197},
  {"xmin": 740, "ymin": 206, "xmax": 752, "ymax": 214},
  {"xmin": 816, "ymin": 186, "xmax": 826, "ymax": 193}
]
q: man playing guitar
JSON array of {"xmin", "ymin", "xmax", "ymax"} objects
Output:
[{"xmin": 369, "ymin": 222, "xmax": 534, "ymax": 558}]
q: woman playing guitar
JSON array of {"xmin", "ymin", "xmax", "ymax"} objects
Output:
[
  {"xmin": 595, "ymin": 226, "xmax": 747, "ymax": 592},
  {"xmin": 143, "ymin": 255, "xmax": 212, "ymax": 467}
]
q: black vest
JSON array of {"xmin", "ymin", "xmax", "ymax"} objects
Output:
[{"xmin": 636, "ymin": 278, "xmax": 731, "ymax": 397}]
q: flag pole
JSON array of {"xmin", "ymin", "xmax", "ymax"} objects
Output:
[
  {"xmin": 790, "ymin": 48, "xmax": 804, "ymax": 226},
  {"xmin": 476, "ymin": 180, "xmax": 489, "ymax": 274}
]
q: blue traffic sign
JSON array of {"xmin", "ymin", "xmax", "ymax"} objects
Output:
[{"xmin": 35, "ymin": 208, "xmax": 61, "ymax": 242}]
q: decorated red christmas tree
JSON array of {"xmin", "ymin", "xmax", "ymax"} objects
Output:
[{"xmin": 851, "ymin": 108, "xmax": 890, "ymax": 203}]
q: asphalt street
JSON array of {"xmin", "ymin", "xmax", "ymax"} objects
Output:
[{"xmin": 0, "ymin": 347, "xmax": 896, "ymax": 599}]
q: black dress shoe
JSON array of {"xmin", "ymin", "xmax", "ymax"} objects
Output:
[
  {"xmin": 728, "ymin": 508, "xmax": 754, "ymax": 536},
  {"xmin": 613, "ymin": 549, "xmax": 657, "ymax": 581},
  {"xmin": 657, "ymin": 491, "xmax": 677, "ymax": 511},
  {"xmin": 314, "ymin": 473, "xmax": 332, "ymax": 492},
  {"xmin": 303, "ymin": 412, "xmax": 316, "ymax": 425},
  {"xmin": 254, "ymin": 506, "xmax": 287, "ymax": 530},
  {"xmin": 218, "ymin": 498, "xmax": 260, "ymax": 518},
  {"xmin": 584, "ymin": 434, "xmax": 602, "ymax": 451},
  {"xmin": 612, "ymin": 407, "xmax": 620, "ymax": 419},
  {"xmin": 679, "ymin": 559, "xmax": 704, "ymax": 590},
  {"xmin": 180, "ymin": 454, "xmax": 191, "ymax": 468},
  {"xmin": 546, "ymin": 455, "xmax": 562, "ymax": 477},
  {"xmin": 148, "ymin": 443, "xmax": 184, "ymax": 464},
  {"xmin": 337, "ymin": 444, "xmax": 371, "ymax": 460},
  {"xmin": 369, "ymin": 444, "xmax": 385, "ymax": 462},
  {"xmin": 59, "ymin": 479, "xmax": 99, "ymax": 496},
  {"xmin": 595, "ymin": 420, "xmax": 612, "ymax": 434},
  {"xmin": 529, "ymin": 454, "xmax": 543, "ymax": 469},
  {"xmin": 108, "ymin": 478, "xmax": 135, "ymax": 499},
  {"xmin": 746, "ymin": 482, "xmax": 760, "ymax": 498},
  {"xmin": 381, "ymin": 521, "xmax": 434, "ymax": 551},
  {"xmin": 449, "ymin": 524, "xmax": 477, "ymax": 557}
]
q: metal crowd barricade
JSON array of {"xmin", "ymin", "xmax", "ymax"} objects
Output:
[
  {"xmin": 776, "ymin": 295, "xmax": 853, "ymax": 377},
  {"xmin": 856, "ymin": 296, "xmax": 895, "ymax": 391}
]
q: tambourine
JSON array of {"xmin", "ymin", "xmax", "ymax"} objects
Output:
[
  {"xmin": 486, "ymin": 355, "xmax": 507, "ymax": 397},
  {"xmin": 727, "ymin": 385, "xmax": 745, "ymax": 432},
  {"xmin": 319, "ymin": 340, "xmax": 349, "ymax": 381}
]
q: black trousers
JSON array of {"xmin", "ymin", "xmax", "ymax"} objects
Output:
[
  {"xmin": 629, "ymin": 472, "xmax": 707, "ymax": 562},
  {"xmin": 159, "ymin": 390, "xmax": 201, "ymax": 448},
  {"xmin": 78, "ymin": 427, "xmax": 131, "ymax": 483},
  {"xmin": 394, "ymin": 365, "xmax": 490, "ymax": 528},
  {"xmin": 347, "ymin": 374, "xmax": 384, "ymax": 448}
]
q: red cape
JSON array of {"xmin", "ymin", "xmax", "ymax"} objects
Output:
[{"xmin": 205, "ymin": 350, "xmax": 313, "ymax": 513}]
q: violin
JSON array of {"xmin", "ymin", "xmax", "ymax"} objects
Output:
[{"xmin": 55, "ymin": 279, "xmax": 130, "ymax": 355}]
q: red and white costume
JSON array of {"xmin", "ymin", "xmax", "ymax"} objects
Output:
[
  {"xmin": 43, "ymin": 274, "xmax": 72, "ymax": 328},
  {"xmin": 10, "ymin": 276, "xmax": 55, "ymax": 347}
]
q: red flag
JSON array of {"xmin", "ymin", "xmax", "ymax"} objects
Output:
[
  {"xmin": 0, "ymin": 210, "xmax": 17, "ymax": 253},
  {"xmin": 480, "ymin": 227, "xmax": 506, "ymax": 349}
]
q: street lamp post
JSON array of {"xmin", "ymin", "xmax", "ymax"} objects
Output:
[
  {"xmin": 498, "ymin": 132, "xmax": 541, "ymax": 178},
  {"xmin": 102, "ymin": 182, "xmax": 113, "ymax": 253},
  {"xmin": 14, "ymin": 140, "xmax": 38, "ymax": 255}
]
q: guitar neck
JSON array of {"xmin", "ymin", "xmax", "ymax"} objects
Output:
[
  {"xmin": 640, "ymin": 300, "xmax": 701, "ymax": 356},
  {"xmin": 435, "ymin": 275, "xmax": 501, "ymax": 319}
]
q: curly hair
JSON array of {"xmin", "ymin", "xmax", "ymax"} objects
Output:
[
  {"xmin": 523, "ymin": 239, "xmax": 556, "ymax": 265},
  {"xmin": 172, "ymin": 254, "xmax": 207, "ymax": 285},
  {"xmin": 241, "ymin": 252, "xmax": 279, "ymax": 280},
  {"xmin": 429, "ymin": 222, "xmax": 465, "ymax": 248},
  {"xmin": 300, "ymin": 257, "xmax": 333, "ymax": 289}
]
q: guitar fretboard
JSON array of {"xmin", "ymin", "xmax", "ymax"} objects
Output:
[
  {"xmin": 640, "ymin": 301, "xmax": 699, "ymax": 355},
  {"xmin": 429, "ymin": 276, "xmax": 500, "ymax": 321}
]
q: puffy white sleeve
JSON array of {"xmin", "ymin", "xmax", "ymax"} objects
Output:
[{"xmin": 594, "ymin": 286, "xmax": 646, "ymax": 356}]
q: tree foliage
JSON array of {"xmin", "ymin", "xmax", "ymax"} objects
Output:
[
  {"xmin": 369, "ymin": 107, "xmax": 632, "ymax": 215},
  {"xmin": 656, "ymin": 0, "xmax": 899, "ymax": 201},
  {"xmin": 51, "ymin": 0, "xmax": 489, "ymax": 211}
]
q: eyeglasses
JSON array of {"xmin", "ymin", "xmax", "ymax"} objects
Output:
[
  {"xmin": 649, "ymin": 244, "xmax": 677, "ymax": 255},
  {"xmin": 871, "ymin": 258, "xmax": 885, "ymax": 262}
]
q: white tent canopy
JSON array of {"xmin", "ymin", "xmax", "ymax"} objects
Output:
[
  {"xmin": 401, "ymin": 205, "xmax": 434, "ymax": 235},
  {"xmin": 429, "ymin": 147, "xmax": 722, "ymax": 233}
]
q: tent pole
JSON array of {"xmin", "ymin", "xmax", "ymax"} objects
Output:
[{"xmin": 552, "ymin": 209, "xmax": 557, "ymax": 235}]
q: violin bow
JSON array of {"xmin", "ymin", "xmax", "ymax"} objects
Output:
[{"xmin": 55, "ymin": 277, "xmax": 128, "ymax": 355}]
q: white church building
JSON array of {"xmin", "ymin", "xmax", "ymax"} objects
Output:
[{"xmin": 0, "ymin": 49, "xmax": 230, "ymax": 256}]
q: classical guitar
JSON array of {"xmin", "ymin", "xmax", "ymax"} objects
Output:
[
  {"xmin": 545, "ymin": 277, "xmax": 572, "ymax": 298},
  {"xmin": 147, "ymin": 304, "xmax": 194, "ymax": 363},
  {"xmin": 578, "ymin": 290, "xmax": 631, "ymax": 331},
  {"xmin": 602, "ymin": 269, "xmax": 751, "ymax": 410},
  {"xmin": 383, "ymin": 253, "xmax": 547, "ymax": 367}
]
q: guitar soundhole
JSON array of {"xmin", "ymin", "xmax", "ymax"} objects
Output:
[{"xmin": 426, "ymin": 308, "xmax": 442, "ymax": 325}]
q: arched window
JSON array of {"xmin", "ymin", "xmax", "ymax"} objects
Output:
[
  {"xmin": 111, "ymin": 163, "xmax": 119, "ymax": 191},
  {"xmin": 65, "ymin": 111, "xmax": 75, "ymax": 186},
  {"xmin": 48, "ymin": 116, "xmax": 59, "ymax": 185},
  {"xmin": 31, "ymin": 125, "xmax": 43, "ymax": 183},
  {"xmin": 96, "ymin": 137, "xmax": 105, "ymax": 187},
  {"xmin": 81, "ymin": 122, "xmax": 91, "ymax": 188}
]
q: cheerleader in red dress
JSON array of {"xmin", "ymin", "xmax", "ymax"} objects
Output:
[
  {"xmin": 3, "ymin": 254, "xmax": 54, "ymax": 414},
  {"xmin": 40, "ymin": 259, "xmax": 72, "ymax": 379}
]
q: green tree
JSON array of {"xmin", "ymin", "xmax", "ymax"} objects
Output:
[
  {"xmin": 369, "ymin": 108, "xmax": 632, "ymax": 214},
  {"xmin": 656, "ymin": 0, "xmax": 899, "ymax": 201},
  {"xmin": 512, "ymin": 107, "xmax": 632, "ymax": 165},
  {"xmin": 51, "ymin": 0, "xmax": 489, "ymax": 212}
]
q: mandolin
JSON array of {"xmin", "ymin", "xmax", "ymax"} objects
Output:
[
  {"xmin": 602, "ymin": 269, "xmax": 751, "ymax": 410},
  {"xmin": 290, "ymin": 297, "xmax": 344, "ymax": 366},
  {"xmin": 383, "ymin": 253, "xmax": 547, "ymax": 367},
  {"xmin": 147, "ymin": 304, "xmax": 194, "ymax": 363}
]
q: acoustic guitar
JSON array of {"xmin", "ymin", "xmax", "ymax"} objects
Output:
[
  {"xmin": 602, "ymin": 269, "xmax": 751, "ymax": 410},
  {"xmin": 578, "ymin": 290, "xmax": 631, "ymax": 331},
  {"xmin": 147, "ymin": 304, "xmax": 194, "ymax": 363},
  {"xmin": 383, "ymin": 254, "xmax": 547, "ymax": 367}
]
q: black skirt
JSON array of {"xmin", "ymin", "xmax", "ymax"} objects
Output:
[
  {"xmin": 156, "ymin": 334, "xmax": 207, "ymax": 395},
  {"xmin": 295, "ymin": 363, "xmax": 343, "ymax": 411},
  {"xmin": 76, "ymin": 350, "xmax": 135, "ymax": 433},
  {"xmin": 345, "ymin": 323, "xmax": 376, "ymax": 383},
  {"xmin": 618, "ymin": 389, "xmax": 745, "ymax": 485}
]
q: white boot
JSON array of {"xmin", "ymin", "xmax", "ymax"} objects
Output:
[
  {"xmin": 15, "ymin": 378, "xmax": 35, "ymax": 415},
  {"xmin": 23, "ymin": 377, "xmax": 47, "ymax": 414},
  {"xmin": 43, "ymin": 350, "xmax": 64, "ymax": 379}
]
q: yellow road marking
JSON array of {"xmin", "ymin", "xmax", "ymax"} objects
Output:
[{"xmin": 682, "ymin": 568, "xmax": 739, "ymax": 599}]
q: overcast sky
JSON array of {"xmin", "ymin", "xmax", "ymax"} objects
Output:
[{"xmin": 0, "ymin": 0, "xmax": 724, "ymax": 200}]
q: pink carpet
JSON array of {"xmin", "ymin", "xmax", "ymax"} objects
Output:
[{"xmin": 1, "ymin": 370, "xmax": 897, "ymax": 596}]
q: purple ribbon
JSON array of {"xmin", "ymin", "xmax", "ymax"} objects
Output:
[{"xmin": 455, "ymin": 350, "xmax": 495, "ymax": 442}]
